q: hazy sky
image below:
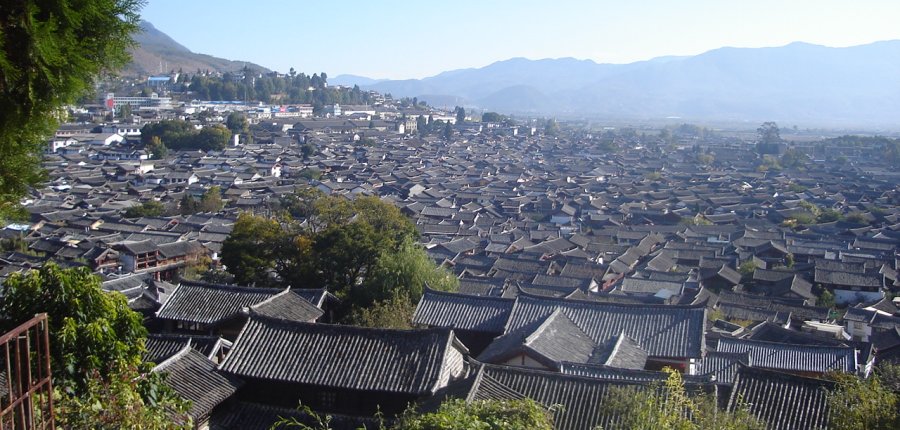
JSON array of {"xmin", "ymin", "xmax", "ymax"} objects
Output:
[{"xmin": 141, "ymin": 0, "xmax": 900, "ymax": 79}]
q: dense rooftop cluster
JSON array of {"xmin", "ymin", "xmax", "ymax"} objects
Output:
[{"xmin": 1, "ymin": 94, "xmax": 899, "ymax": 428}]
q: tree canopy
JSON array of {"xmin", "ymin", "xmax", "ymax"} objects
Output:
[
  {"xmin": 187, "ymin": 70, "xmax": 369, "ymax": 113},
  {"xmin": 756, "ymin": 122, "xmax": 782, "ymax": 155},
  {"xmin": 394, "ymin": 398, "xmax": 554, "ymax": 430},
  {"xmin": 0, "ymin": 0, "xmax": 142, "ymax": 221},
  {"xmin": 0, "ymin": 263, "xmax": 190, "ymax": 428},
  {"xmin": 0, "ymin": 264, "xmax": 146, "ymax": 388},
  {"xmin": 124, "ymin": 200, "xmax": 165, "ymax": 218},
  {"xmin": 141, "ymin": 120, "xmax": 232, "ymax": 151},
  {"xmin": 827, "ymin": 365, "xmax": 899, "ymax": 430},
  {"xmin": 221, "ymin": 190, "xmax": 457, "ymax": 324},
  {"xmin": 601, "ymin": 368, "xmax": 764, "ymax": 430}
]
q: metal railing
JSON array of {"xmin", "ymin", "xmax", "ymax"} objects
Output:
[{"xmin": 0, "ymin": 314, "xmax": 54, "ymax": 430}]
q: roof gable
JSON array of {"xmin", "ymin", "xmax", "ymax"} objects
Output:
[{"xmin": 503, "ymin": 293, "xmax": 706, "ymax": 359}]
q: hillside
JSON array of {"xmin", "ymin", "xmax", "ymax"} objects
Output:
[
  {"xmin": 350, "ymin": 41, "xmax": 900, "ymax": 126},
  {"xmin": 125, "ymin": 21, "xmax": 269, "ymax": 76}
]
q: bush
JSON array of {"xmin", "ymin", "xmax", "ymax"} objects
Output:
[{"xmin": 395, "ymin": 398, "xmax": 554, "ymax": 430}]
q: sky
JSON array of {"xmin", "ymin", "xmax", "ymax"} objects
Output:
[{"xmin": 141, "ymin": 0, "xmax": 900, "ymax": 80}]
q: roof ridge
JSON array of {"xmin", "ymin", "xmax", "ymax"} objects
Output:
[
  {"xmin": 247, "ymin": 286, "xmax": 293, "ymax": 312},
  {"xmin": 246, "ymin": 313, "xmax": 453, "ymax": 336},
  {"xmin": 152, "ymin": 343, "xmax": 193, "ymax": 372},
  {"xmin": 423, "ymin": 286, "xmax": 515, "ymax": 303},
  {"xmin": 604, "ymin": 331, "xmax": 640, "ymax": 366},
  {"xmin": 718, "ymin": 336, "xmax": 854, "ymax": 351},
  {"xmin": 178, "ymin": 281, "xmax": 283, "ymax": 294},
  {"xmin": 516, "ymin": 290, "xmax": 706, "ymax": 309},
  {"xmin": 524, "ymin": 309, "xmax": 566, "ymax": 346}
]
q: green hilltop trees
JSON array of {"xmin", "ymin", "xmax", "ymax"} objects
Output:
[{"xmin": 141, "ymin": 119, "xmax": 233, "ymax": 152}]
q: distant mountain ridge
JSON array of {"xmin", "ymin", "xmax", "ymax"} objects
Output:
[
  {"xmin": 126, "ymin": 21, "xmax": 269, "ymax": 76},
  {"xmin": 342, "ymin": 41, "xmax": 900, "ymax": 126}
]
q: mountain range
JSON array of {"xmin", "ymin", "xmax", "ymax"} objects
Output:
[
  {"xmin": 125, "ymin": 21, "xmax": 268, "ymax": 76},
  {"xmin": 127, "ymin": 21, "xmax": 900, "ymax": 126},
  {"xmin": 335, "ymin": 41, "xmax": 900, "ymax": 127}
]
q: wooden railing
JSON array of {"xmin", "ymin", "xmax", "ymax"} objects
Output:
[{"xmin": 0, "ymin": 314, "xmax": 54, "ymax": 430}]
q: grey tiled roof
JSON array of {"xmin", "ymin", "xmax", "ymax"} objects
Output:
[
  {"xmin": 503, "ymin": 293, "xmax": 706, "ymax": 359},
  {"xmin": 697, "ymin": 351, "xmax": 750, "ymax": 384},
  {"xmin": 413, "ymin": 288, "xmax": 514, "ymax": 333},
  {"xmin": 156, "ymin": 283, "xmax": 284, "ymax": 325},
  {"xmin": 154, "ymin": 347, "xmax": 243, "ymax": 421},
  {"xmin": 814, "ymin": 267, "xmax": 883, "ymax": 288},
  {"xmin": 248, "ymin": 289, "xmax": 323, "ymax": 322},
  {"xmin": 219, "ymin": 316, "xmax": 463, "ymax": 395},
  {"xmin": 288, "ymin": 287, "xmax": 334, "ymax": 308},
  {"xmin": 716, "ymin": 338, "xmax": 857, "ymax": 374},
  {"xmin": 593, "ymin": 333, "xmax": 648, "ymax": 370},
  {"xmin": 144, "ymin": 333, "xmax": 224, "ymax": 363},
  {"xmin": 456, "ymin": 277, "xmax": 505, "ymax": 296},
  {"xmin": 619, "ymin": 278, "xmax": 684, "ymax": 295},
  {"xmin": 559, "ymin": 362, "xmax": 671, "ymax": 382},
  {"xmin": 727, "ymin": 366, "xmax": 833, "ymax": 430},
  {"xmin": 524, "ymin": 311, "xmax": 596, "ymax": 364},
  {"xmin": 157, "ymin": 240, "xmax": 204, "ymax": 258},
  {"xmin": 746, "ymin": 322, "xmax": 847, "ymax": 347},
  {"xmin": 477, "ymin": 310, "xmax": 597, "ymax": 368}
]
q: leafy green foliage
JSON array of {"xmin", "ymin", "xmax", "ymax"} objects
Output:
[
  {"xmin": 141, "ymin": 120, "xmax": 232, "ymax": 151},
  {"xmin": 544, "ymin": 118, "xmax": 560, "ymax": 136},
  {"xmin": 349, "ymin": 291, "xmax": 417, "ymax": 329},
  {"xmin": 442, "ymin": 122, "xmax": 454, "ymax": 140},
  {"xmin": 0, "ymin": 264, "xmax": 145, "ymax": 390},
  {"xmin": 601, "ymin": 368, "xmax": 764, "ymax": 430},
  {"xmin": 481, "ymin": 112, "xmax": 506, "ymax": 123},
  {"xmin": 817, "ymin": 289, "xmax": 835, "ymax": 308},
  {"xmin": 817, "ymin": 209, "xmax": 842, "ymax": 223},
  {"xmin": 298, "ymin": 167, "xmax": 322, "ymax": 180},
  {"xmin": 365, "ymin": 240, "xmax": 458, "ymax": 303},
  {"xmin": 827, "ymin": 370, "xmax": 899, "ymax": 430},
  {"xmin": 738, "ymin": 261, "xmax": 757, "ymax": 275},
  {"xmin": 200, "ymin": 185, "xmax": 225, "ymax": 212},
  {"xmin": 179, "ymin": 187, "xmax": 224, "ymax": 215},
  {"xmin": 226, "ymin": 111, "xmax": 250, "ymax": 135},
  {"xmin": 179, "ymin": 193, "xmax": 200, "ymax": 215},
  {"xmin": 756, "ymin": 122, "xmax": 781, "ymax": 155},
  {"xmin": 301, "ymin": 142, "xmax": 317, "ymax": 160},
  {"xmin": 780, "ymin": 147, "xmax": 807, "ymax": 169},
  {"xmin": 394, "ymin": 398, "xmax": 554, "ymax": 430},
  {"xmin": 55, "ymin": 365, "xmax": 191, "ymax": 430},
  {"xmin": 787, "ymin": 182, "xmax": 807, "ymax": 193},
  {"xmin": 696, "ymin": 153, "xmax": 714, "ymax": 166},
  {"xmin": 147, "ymin": 135, "xmax": 168, "ymax": 159},
  {"xmin": 222, "ymin": 191, "xmax": 457, "ymax": 324},
  {"xmin": 221, "ymin": 213, "xmax": 284, "ymax": 286},
  {"xmin": 455, "ymin": 106, "xmax": 465, "ymax": 124},
  {"xmin": 188, "ymin": 71, "xmax": 369, "ymax": 111},
  {"xmin": 645, "ymin": 171, "xmax": 663, "ymax": 181},
  {"xmin": 845, "ymin": 211, "xmax": 869, "ymax": 225},
  {"xmin": 0, "ymin": 0, "xmax": 141, "ymax": 220},
  {"xmin": 0, "ymin": 264, "xmax": 188, "ymax": 427},
  {"xmin": 124, "ymin": 200, "xmax": 165, "ymax": 218},
  {"xmin": 680, "ymin": 215, "xmax": 711, "ymax": 226}
]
